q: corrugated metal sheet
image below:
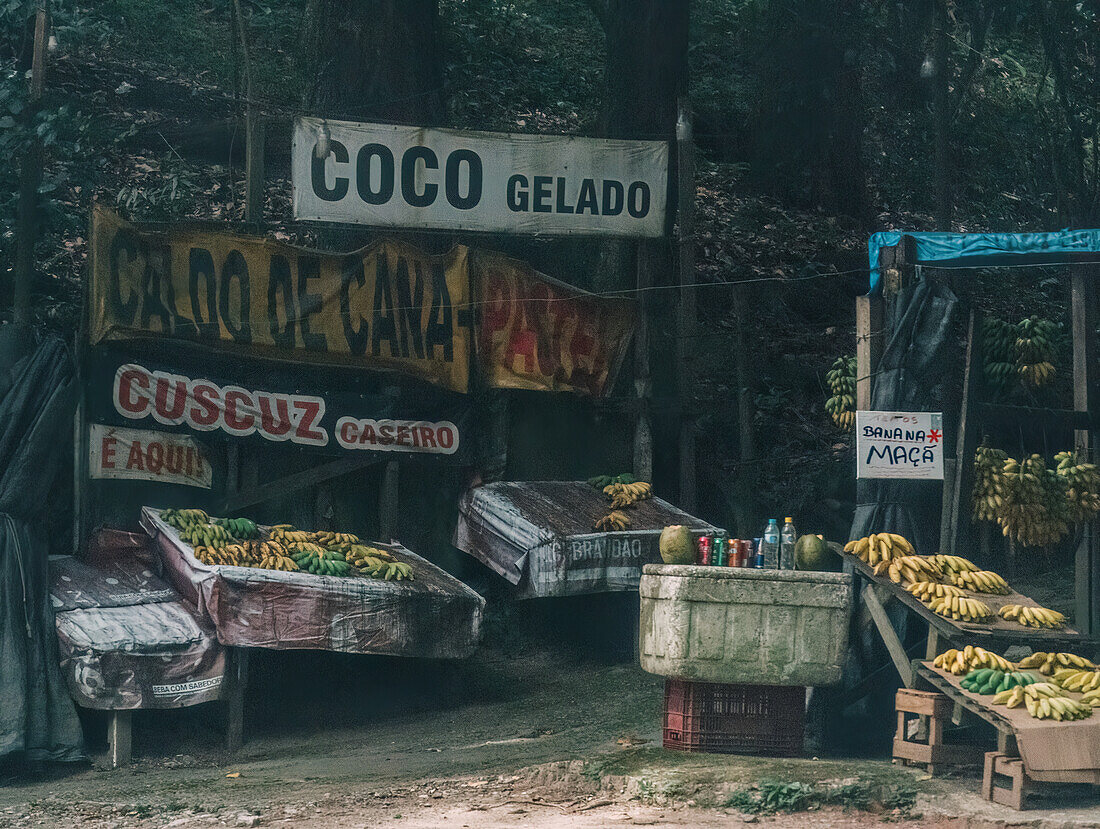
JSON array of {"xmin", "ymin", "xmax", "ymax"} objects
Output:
[{"xmin": 454, "ymin": 481, "xmax": 720, "ymax": 598}]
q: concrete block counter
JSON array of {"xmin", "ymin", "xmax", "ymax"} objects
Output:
[{"xmin": 638, "ymin": 565, "xmax": 854, "ymax": 686}]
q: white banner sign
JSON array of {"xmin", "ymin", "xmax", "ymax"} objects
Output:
[
  {"xmin": 856, "ymin": 411, "xmax": 944, "ymax": 480},
  {"xmin": 292, "ymin": 117, "xmax": 669, "ymax": 237},
  {"xmin": 89, "ymin": 423, "xmax": 213, "ymax": 488}
]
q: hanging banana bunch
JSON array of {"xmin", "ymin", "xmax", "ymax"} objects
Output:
[
  {"xmin": 1015, "ymin": 316, "xmax": 1058, "ymax": 389},
  {"xmin": 1056, "ymin": 450, "xmax": 1100, "ymax": 524},
  {"xmin": 982, "ymin": 317, "xmax": 1018, "ymax": 395},
  {"xmin": 825, "ymin": 355, "xmax": 856, "ymax": 431},
  {"xmin": 971, "ymin": 445, "xmax": 1008, "ymax": 522},
  {"xmin": 996, "ymin": 454, "xmax": 1069, "ymax": 547}
]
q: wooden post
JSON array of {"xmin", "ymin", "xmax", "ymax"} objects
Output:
[
  {"xmin": 1072, "ymin": 265, "xmax": 1099, "ymax": 636},
  {"xmin": 862, "ymin": 582, "xmax": 914, "ymax": 687},
  {"xmin": 226, "ymin": 648, "xmax": 249, "ymax": 753},
  {"xmin": 855, "ymin": 296, "xmax": 883, "ymax": 411},
  {"xmin": 379, "ymin": 459, "xmax": 399, "ymax": 541},
  {"xmin": 12, "ymin": 2, "xmax": 49, "ymax": 323},
  {"xmin": 675, "ymin": 99, "xmax": 696, "ymax": 509},
  {"xmin": 943, "ymin": 309, "xmax": 979, "ymax": 555},
  {"xmin": 107, "ymin": 710, "xmax": 132, "ymax": 769},
  {"xmin": 633, "ymin": 242, "xmax": 653, "ymax": 483},
  {"xmin": 72, "ymin": 399, "xmax": 87, "ymax": 553}
]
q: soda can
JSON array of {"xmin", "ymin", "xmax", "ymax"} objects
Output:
[
  {"xmin": 741, "ymin": 539, "xmax": 754, "ymax": 568},
  {"xmin": 713, "ymin": 533, "xmax": 727, "ymax": 566},
  {"xmin": 696, "ymin": 534, "xmax": 713, "ymax": 566},
  {"xmin": 753, "ymin": 538, "xmax": 764, "ymax": 568},
  {"xmin": 726, "ymin": 539, "xmax": 740, "ymax": 567}
]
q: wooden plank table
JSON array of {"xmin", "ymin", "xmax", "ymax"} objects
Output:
[
  {"xmin": 914, "ymin": 661, "xmax": 1018, "ymax": 754},
  {"xmin": 842, "ymin": 549, "xmax": 1091, "ymax": 690}
]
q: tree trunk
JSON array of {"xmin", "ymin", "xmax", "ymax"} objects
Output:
[
  {"xmin": 597, "ymin": 0, "xmax": 689, "ymax": 140},
  {"xmin": 932, "ymin": 0, "xmax": 952, "ymax": 229},
  {"xmin": 315, "ymin": 0, "xmax": 444, "ymax": 125}
]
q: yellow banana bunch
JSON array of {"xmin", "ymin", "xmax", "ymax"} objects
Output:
[
  {"xmin": 927, "ymin": 595, "xmax": 994, "ymax": 623},
  {"xmin": 594, "ymin": 511, "xmax": 631, "ymax": 531},
  {"xmin": 1014, "ymin": 316, "xmax": 1058, "ymax": 390},
  {"xmin": 314, "ymin": 530, "xmax": 360, "ymax": 547},
  {"xmin": 947, "ymin": 569, "xmax": 1011, "ymax": 594},
  {"xmin": 843, "ymin": 532, "xmax": 914, "ymax": 566},
  {"xmin": 1052, "ymin": 669, "xmax": 1100, "ymax": 693},
  {"xmin": 824, "ymin": 356, "xmax": 857, "ymax": 430},
  {"xmin": 934, "ymin": 646, "xmax": 1013, "ymax": 675},
  {"xmin": 284, "ymin": 540, "xmax": 327, "ymax": 555},
  {"xmin": 878, "ymin": 555, "xmax": 943, "ymax": 585},
  {"xmin": 996, "ymin": 454, "xmax": 1070, "ymax": 547},
  {"xmin": 258, "ymin": 553, "xmax": 299, "ymax": 571},
  {"xmin": 999, "ymin": 604, "xmax": 1067, "ymax": 629},
  {"xmin": 1018, "ymin": 651, "xmax": 1094, "ymax": 675},
  {"xmin": 270, "ymin": 526, "xmax": 317, "ymax": 544},
  {"xmin": 604, "ymin": 481, "xmax": 653, "ymax": 509},
  {"xmin": 927, "ymin": 553, "xmax": 979, "ymax": 574},
  {"xmin": 345, "ymin": 544, "xmax": 394, "ymax": 568},
  {"xmin": 1082, "ymin": 689, "xmax": 1100, "ymax": 707},
  {"xmin": 1025, "ymin": 694, "xmax": 1091, "ymax": 721},
  {"xmin": 971, "ymin": 446, "xmax": 1009, "ymax": 522},
  {"xmin": 907, "ymin": 581, "xmax": 964, "ymax": 602}
]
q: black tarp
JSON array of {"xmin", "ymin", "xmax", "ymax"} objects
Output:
[
  {"xmin": 850, "ymin": 276, "xmax": 960, "ymax": 553},
  {"xmin": 0, "ymin": 328, "xmax": 84, "ymax": 763}
]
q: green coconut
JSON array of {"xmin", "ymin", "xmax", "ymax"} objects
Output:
[
  {"xmin": 794, "ymin": 534, "xmax": 837, "ymax": 571},
  {"xmin": 659, "ymin": 525, "xmax": 695, "ymax": 565}
]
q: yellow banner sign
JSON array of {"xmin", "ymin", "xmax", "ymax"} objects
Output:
[
  {"xmin": 89, "ymin": 207, "xmax": 472, "ymax": 393},
  {"xmin": 474, "ymin": 250, "xmax": 635, "ymax": 396}
]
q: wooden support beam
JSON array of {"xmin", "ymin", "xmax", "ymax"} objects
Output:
[
  {"xmin": 633, "ymin": 241, "xmax": 653, "ymax": 484},
  {"xmin": 226, "ymin": 648, "xmax": 250, "ymax": 753},
  {"xmin": 862, "ymin": 582, "xmax": 914, "ymax": 687},
  {"xmin": 675, "ymin": 99, "xmax": 696, "ymax": 510},
  {"xmin": 244, "ymin": 112, "xmax": 265, "ymax": 225},
  {"xmin": 855, "ymin": 295, "xmax": 883, "ymax": 412},
  {"xmin": 221, "ymin": 455, "xmax": 385, "ymax": 514},
  {"xmin": 379, "ymin": 460, "xmax": 399, "ymax": 541},
  {"xmin": 944, "ymin": 309, "xmax": 979, "ymax": 556},
  {"xmin": 108, "ymin": 710, "xmax": 132, "ymax": 769},
  {"xmin": 1072, "ymin": 265, "xmax": 1099, "ymax": 636}
]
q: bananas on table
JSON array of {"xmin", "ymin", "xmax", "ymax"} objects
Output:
[
  {"xmin": 906, "ymin": 581, "xmax": 964, "ymax": 602},
  {"xmin": 1052, "ymin": 669, "xmax": 1100, "ymax": 693},
  {"xmin": 589, "ymin": 474, "xmax": 651, "ymax": 531},
  {"xmin": 934, "ymin": 646, "xmax": 1014, "ymax": 675},
  {"xmin": 947, "ymin": 569, "xmax": 1010, "ymax": 594},
  {"xmin": 999, "ymin": 604, "xmax": 1067, "ymax": 629},
  {"xmin": 875, "ymin": 554, "xmax": 942, "ymax": 584},
  {"xmin": 991, "ymin": 681, "xmax": 1092, "ymax": 720},
  {"xmin": 928, "ymin": 595, "xmax": 995, "ymax": 623},
  {"xmin": 843, "ymin": 532, "xmax": 914, "ymax": 565},
  {"xmin": 1019, "ymin": 651, "xmax": 1095, "ymax": 675},
  {"xmin": 962, "ymin": 668, "xmax": 1037, "ymax": 695}
]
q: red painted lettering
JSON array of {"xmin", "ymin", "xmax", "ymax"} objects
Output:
[
  {"xmin": 127, "ymin": 441, "xmax": 145, "ymax": 470},
  {"xmin": 188, "ymin": 383, "xmax": 221, "ymax": 428},
  {"xmin": 257, "ymin": 394, "xmax": 293, "ymax": 438},
  {"xmin": 146, "ymin": 441, "xmax": 164, "ymax": 473},
  {"xmin": 116, "ymin": 367, "xmax": 150, "ymax": 416},
  {"xmin": 223, "ymin": 389, "xmax": 255, "ymax": 432},
  {"xmin": 292, "ymin": 399, "xmax": 326, "ymax": 444},
  {"xmin": 101, "ymin": 435, "xmax": 117, "ymax": 469}
]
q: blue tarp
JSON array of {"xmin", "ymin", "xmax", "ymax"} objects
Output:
[{"xmin": 868, "ymin": 230, "xmax": 1100, "ymax": 293}]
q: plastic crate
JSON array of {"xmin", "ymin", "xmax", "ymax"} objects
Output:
[{"xmin": 663, "ymin": 678, "xmax": 804, "ymax": 756}]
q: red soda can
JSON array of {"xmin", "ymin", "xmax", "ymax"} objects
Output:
[
  {"xmin": 740, "ymin": 539, "xmax": 754, "ymax": 568},
  {"xmin": 696, "ymin": 534, "xmax": 713, "ymax": 566}
]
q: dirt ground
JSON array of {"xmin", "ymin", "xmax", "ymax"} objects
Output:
[{"xmin": 3, "ymin": 623, "xmax": 1100, "ymax": 828}]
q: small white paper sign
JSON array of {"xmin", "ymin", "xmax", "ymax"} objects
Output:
[{"xmin": 856, "ymin": 411, "xmax": 944, "ymax": 480}]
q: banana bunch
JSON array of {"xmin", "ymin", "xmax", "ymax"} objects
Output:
[
  {"xmin": 1052, "ymin": 669, "xmax": 1100, "ymax": 693},
  {"xmin": 604, "ymin": 481, "xmax": 653, "ymax": 509},
  {"xmin": 971, "ymin": 446, "xmax": 1008, "ymax": 522},
  {"xmin": 962, "ymin": 668, "xmax": 1037, "ymax": 695},
  {"xmin": 258, "ymin": 552, "xmax": 299, "ymax": 571},
  {"xmin": 934, "ymin": 645, "xmax": 1014, "ymax": 675},
  {"xmin": 907, "ymin": 581, "xmax": 964, "ymax": 602},
  {"xmin": 179, "ymin": 521, "xmax": 233, "ymax": 549},
  {"xmin": 587, "ymin": 473, "xmax": 636, "ymax": 489},
  {"xmin": 292, "ymin": 548, "xmax": 351, "ymax": 577},
  {"xmin": 824, "ymin": 356, "xmax": 856, "ymax": 431},
  {"xmin": 1018, "ymin": 651, "xmax": 1095, "ymax": 675},
  {"xmin": 1026, "ymin": 694, "xmax": 1092, "ymax": 721},
  {"xmin": 344, "ymin": 544, "xmax": 394, "ymax": 568},
  {"xmin": 947, "ymin": 569, "xmax": 1010, "ymax": 594},
  {"xmin": 996, "ymin": 454, "xmax": 1069, "ymax": 547},
  {"xmin": 876, "ymin": 555, "xmax": 943, "ymax": 584},
  {"xmin": 1056, "ymin": 450, "xmax": 1100, "ymax": 524},
  {"xmin": 214, "ymin": 517, "xmax": 259, "ymax": 540},
  {"xmin": 928, "ymin": 594, "xmax": 995, "ymax": 623},
  {"xmin": 843, "ymin": 532, "xmax": 914, "ymax": 565},
  {"xmin": 270, "ymin": 525, "xmax": 317, "ymax": 544},
  {"xmin": 160, "ymin": 508, "xmax": 210, "ymax": 530},
  {"xmin": 1082, "ymin": 689, "xmax": 1100, "ymax": 707},
  {"xmin": 999, "ymin": 604, "xmax": 1067, "ymax": 629},
  {"xmin": 927, "ymin": 553, "xmax": 979, "ymax": 575},
  {"xmin": 594, "ymin": 511, "xmax": 631, "ymax": 531},
  {"xmin": 982, "ymin": 317, "xmax": 1018, "ymax": 395},
  {"xmin": 1015, "ymin": 316, "xmax": 1058, "ymax": 389},
  {"xmin": 314, "ymin": 530, "xmax": 360, "ymax": 547},
  {"xmin": 366, "ymin": 560, "xmax": 414, "ymax": 581}
]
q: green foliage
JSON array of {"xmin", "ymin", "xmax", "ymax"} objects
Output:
[{"xmin": 725, "ymin": 780, "xmax": 917, "ymax": 815}]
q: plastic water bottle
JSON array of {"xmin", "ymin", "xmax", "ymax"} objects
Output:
[
  {"xmin": 780, "ymin": 517, "xmax": 797, "ymax": 570},
  {"xmin": 761, "ymin": 519, "xmax": 780, "ymax": 569}
]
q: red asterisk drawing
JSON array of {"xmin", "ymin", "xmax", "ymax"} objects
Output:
[{"xmin": 928, "ymin": 429, "xmax": 942, "ymax": 444}]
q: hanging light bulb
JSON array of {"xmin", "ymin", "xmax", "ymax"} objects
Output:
[{"xmin": 314, "ymin": 122, "xmax": 331, "ymax": 159}]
